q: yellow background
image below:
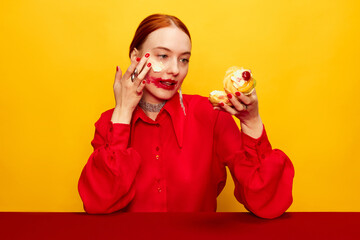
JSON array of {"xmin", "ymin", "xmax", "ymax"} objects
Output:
[{"xmin": 1, "ymin": 0, "xmax": 359, "ymax": 212}]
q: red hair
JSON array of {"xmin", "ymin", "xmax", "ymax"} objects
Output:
[{"xmin": 129, "ymin": 14, "xmax": 191, "ymax": 57}]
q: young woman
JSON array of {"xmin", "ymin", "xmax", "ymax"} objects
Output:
[{"xmin": 78, "ymin": 14, "xmax": 294, "ymax": 219}]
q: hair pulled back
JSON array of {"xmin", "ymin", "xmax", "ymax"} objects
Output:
[{"xmin": 129, "ymin": 14, "xmax": 191, "ymax": 57}]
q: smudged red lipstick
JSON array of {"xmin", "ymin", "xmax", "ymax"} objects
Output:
[{"xmin": 146, "ymin": 76, "xmax": 177, "ymax": 90}]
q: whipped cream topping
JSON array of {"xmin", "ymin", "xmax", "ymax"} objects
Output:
[
  {"xmin": 210, "ymin": 90, "xmax": 226, "ymax": 96},
  {"xmin": 230, "ymin": 68, "xmax": 252, "ymax": 88},
  {"xmin": 152, "ymin": 61, "xmax": 165, "ymax": 72}
]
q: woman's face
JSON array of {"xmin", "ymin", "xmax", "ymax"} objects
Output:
[{"xmin": 135, "ymin": 26, "xmax": 192, "ymax": 104}]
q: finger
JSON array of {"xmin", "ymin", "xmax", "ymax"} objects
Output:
[
  {"xmin": 123, "ymin": 60, "xmax": 140, "ymax": 81},
  {"xmin": 136, "ymin": 80, "xmax": 146, "ymax": 94},
  {"xmin": 219, "ymin": 102, "xmax": 239, "ymax": 115},
  {"xmin": 213, "ymin": 106, "xmax": 233, "ymax": 113},
  {"xmin": 235, "ymin": 91, "xmax": 252, "ymax": 105},
  {"xmin": 114, "ymin": 66, "xmax": 122, "ymax": 84},
  {"xmin": 135, "ymin": 52, "xmax": 150, "ymax": 75},
  {"xmin": 227, "ymin": 93, "xmax": 247, "ymax": 112},
  {"xmin": 245, "ymin": 88, "xmax": 258, "ymax": 101},
  {"xmin": 134, "ymin": 62, "xmax": 152, "ymax": 86}
]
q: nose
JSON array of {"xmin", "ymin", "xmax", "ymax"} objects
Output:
[{"xmin": 166, "ymin": 58, "xmax": 179, "ymax": 76}]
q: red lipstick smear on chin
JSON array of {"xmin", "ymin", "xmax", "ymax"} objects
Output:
[{"xmin": 146, "ymin": 76, "xmax": 177, "ymax": 90}]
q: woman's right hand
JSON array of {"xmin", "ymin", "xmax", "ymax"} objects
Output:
[{"xmin": 111, "ymin": 53, "xmax": 152, "ymax": 124}]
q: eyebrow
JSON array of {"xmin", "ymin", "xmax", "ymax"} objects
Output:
[{"xmin": 152, "ymin": 47, "xmax": 191, "ymax": 56}]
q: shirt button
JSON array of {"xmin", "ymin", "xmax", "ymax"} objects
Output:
[
  {"xmin": 156, "ymin": 146, "xmax": 160, "ymax": 151},
  {"xmin": 157, "ymin": 187, "xmax": 162, "ymax": 193},
  {"xmin": 155, "ymin": 154, "xmax": 160, "ymax": 160},
  {"xmin": 257, "ymin": 141, "xmax": 261, "ymax": 146}
]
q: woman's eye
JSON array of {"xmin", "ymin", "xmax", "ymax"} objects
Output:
[
  {"xmin": 158, "ymin": 54, "xmax": 168, "ymax": 59},
  {"xmin": 180, "ymin": 58, "xmax": 189, "ymax": 63}
]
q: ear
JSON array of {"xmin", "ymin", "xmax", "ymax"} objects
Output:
[{"xmin": 130, "ymin": 48, "xmax": 139, "ymax": 62}]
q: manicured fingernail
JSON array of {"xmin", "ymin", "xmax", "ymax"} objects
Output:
[
  {"xmin": 227, "ymin": 93, "xmax": 232, "ymax": 99},
  {"xmin": 220, "ymin": 102, "xmax": 225, "ymax": 107},
  {"xmin": 147, "ymin": 62, "xmax": 152, "ymax": 67},
  {"xmin": 142, "ymin": 80, "xmax": 146, "ymax": 84},
  {"xmin": 235, "ymin": 92, "xmax": 241, "ymax": 96},
  {"xmin": 136, "ymin": 57, "xmax": 141, "ymax": 62},
  {"xmin": 145, "ymin": 53, "xmax": 150, "ymax": 58},
  {"xmin": 116, "ymin": 66, "xmax": 119, "ymax": 72}
]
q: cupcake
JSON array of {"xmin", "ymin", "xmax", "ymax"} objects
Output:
[
  {"xmin": 208, "ymin": 90, "xmax": 231, "ymax": 107},
  {"xmin": 223, "ymin": 66, "xmax": 255, "ymax": 96}
]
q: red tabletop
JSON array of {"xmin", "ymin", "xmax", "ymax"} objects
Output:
[{"xmin": 0, "ymin": 212, "xmax": 359, "ymax": 239}]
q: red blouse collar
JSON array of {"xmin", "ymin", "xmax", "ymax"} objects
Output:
[{"xmin": 131, "ymin": 92, "xmax": 186, "ymax": 148}]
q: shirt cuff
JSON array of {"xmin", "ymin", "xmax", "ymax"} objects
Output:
[
  {"xmin": 107, "ymin": 122, "xmax": 131, "ymax": 149},
  {"xmin": 241, "ymin": 125, "xmax": 273, "ymax": 159}
]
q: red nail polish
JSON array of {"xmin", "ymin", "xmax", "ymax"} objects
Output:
[
  {"xmin": 227, "ymin": 93, "xmax": 232, "ymax": 99},
  {"xmin": 220, "ymin": 102, "xmax": 224, "ymax": 107},
  {"xmin": 136, "ymin": 57, "xmax": 141, "ymax": 62},
  {"xmin": 116, "ymin": 66, "xmax": 119, "ymax": 72},
  {"xmin": 147, "ymin": 62, "xmax": 152, "ymax": 67},
  {"xmin": 142, "ymin": 80, "xmax": 146, "ymax": 84},
  {"xmin": 145, "ymin": 53, "xmax": 150, "ymax": 58},
  {"xmin": 235, "ymin": 92, "xmax": 241, "ymax": 96}
]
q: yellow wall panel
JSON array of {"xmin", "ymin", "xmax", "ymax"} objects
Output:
[{"xmin": 1, "ymin": 0, "xmax": 359, "ymax": 212}]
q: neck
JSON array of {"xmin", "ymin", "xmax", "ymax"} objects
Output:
[
  {"xmin": 141, "ymin": 89, "xmax": 163, "ymax": 104},
  {"xmin": 138, "ymin": 98, "xmax": 166, "ymax": 121},
  {"xmin": 139, "ymin": 98, "xmax": 166, "ymax": 113},
  {"xmin": 144, "ymin": 111, "xmax": 159, "ymax": 121}
]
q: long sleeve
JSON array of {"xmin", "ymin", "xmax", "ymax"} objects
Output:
[
  {"xmin": 213, "ymin": 111, "xmax": 294, "ymax": 219},
  {"xmin": 78, "ymin": 110, "xmax": 142, "ymax": 214}
]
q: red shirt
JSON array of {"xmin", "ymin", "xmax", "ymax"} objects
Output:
[{"xmin": 78, "ymin": 93, "xmax": 294, "ymax": 219}]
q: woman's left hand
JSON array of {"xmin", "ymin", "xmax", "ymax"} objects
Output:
[{"xmin": 214, "ymin": 89, "xmax": 264, "ymax": 138}]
